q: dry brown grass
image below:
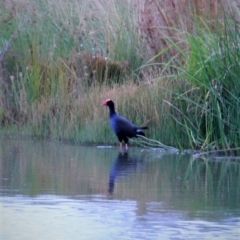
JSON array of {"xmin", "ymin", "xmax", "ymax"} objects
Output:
[
  {"xmin": 138, "ymin": 0, "xmax": 239, "ymax": 61},
  {"xmin": 26, "ymin": 76, "xmax": 180, "ymax": 144}
]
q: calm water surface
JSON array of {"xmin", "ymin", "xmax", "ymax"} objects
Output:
[{"xmin": 1, "ymin": 138, "xmax": 240, "ymax": 240}]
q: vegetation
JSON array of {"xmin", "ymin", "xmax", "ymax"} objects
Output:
[
  {"xmin": 175, "ymin": 19, "xmax": 240, "ymax": 151},
  {"xmin": 0, "ymin": 0, "xmax": 240, "ymax": 151}
]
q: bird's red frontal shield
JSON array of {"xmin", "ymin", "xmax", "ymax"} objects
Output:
[{"xmin": 101, "ymin": 99, "xmax": 111, "ymax": 106}]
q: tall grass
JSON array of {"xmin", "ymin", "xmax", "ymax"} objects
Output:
[
  {"xmin": 0, "ymin": 0, "xmax": 144, "ymax": 122},
  {"xmin": 169, "ymin": 16, "xmax": 240, "ymax": 151},
  {"xmin": 1, "ymin": 0, "xmax": 240, "ymax": 150}
]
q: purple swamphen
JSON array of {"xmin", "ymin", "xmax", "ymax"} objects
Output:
[{"xmin": 102, "ymin": 99, "xmax": 148, "ymax": 150}]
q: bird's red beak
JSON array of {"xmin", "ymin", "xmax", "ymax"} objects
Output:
[{"xmin": 101, "ymin": 100, "xmax": 107, "ymax": 106}]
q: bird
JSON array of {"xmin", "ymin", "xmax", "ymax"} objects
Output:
[
  {"xmin": 108, "ymin": 151, "xmax": 144, "ymax": 194},
  {"xmin": 102, "ymin": 99, "xmax": 148, "ymax": 150}
]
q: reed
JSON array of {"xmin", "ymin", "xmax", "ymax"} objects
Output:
[
  {"xmin": 1, "ymin": 0, "xmax": 240, "ymax": 150},
  {"xmin": 169, "ymin": 15, "xmax": 240, "ymax": 151},
  {"xmin": 0, "ymin": 0, "xmax": 142, "ymax": 120}
]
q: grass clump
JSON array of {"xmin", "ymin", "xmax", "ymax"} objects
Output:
[{"xmin": 171, "ymin": 16, "xmax": 240, "ymax": 151}]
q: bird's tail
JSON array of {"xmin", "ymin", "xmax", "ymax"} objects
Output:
[{"xmin": 136, "ymin": 126, "xmax": 148, "ymax": 137}]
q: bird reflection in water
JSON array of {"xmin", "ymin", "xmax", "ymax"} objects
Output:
[{"xmin": 108, "ymin": 151, "xmax": 144, "ymax": 194}]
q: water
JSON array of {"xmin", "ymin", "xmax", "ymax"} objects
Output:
[{"xmin": 1, "ymin": 138, "xmax": 240, "ymax": 240}]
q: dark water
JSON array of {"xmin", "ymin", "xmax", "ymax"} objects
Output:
[{"xmin": 1, "ymin": 138, "xmax": 240, "ymax": 240}]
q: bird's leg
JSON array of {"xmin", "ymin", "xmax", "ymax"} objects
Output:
[{"xmin": 119, "ymin": 142, "xmax": 123, "ymax": 151}]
